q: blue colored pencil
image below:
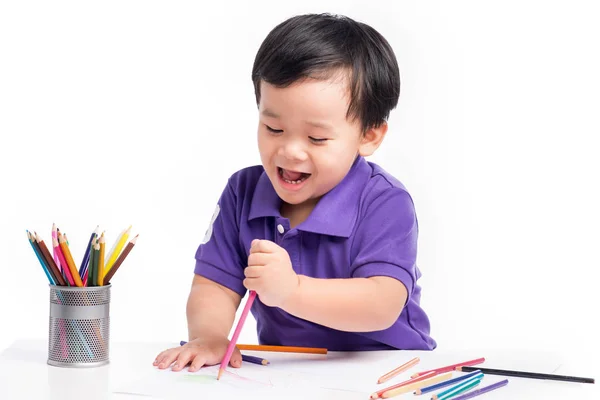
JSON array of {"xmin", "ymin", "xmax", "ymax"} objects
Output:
[
  {"xmin": 79, "ymin": 227, "xmax": 98, "ymax": 277},
  {"xmin": 451, "ymin": 379, "xmax": 509, "ymax": 400},
  {"xmin": 180, "ymin": 341, "xmax": 269, "ymax": 366},
  {"xmin": 415, "ymin": 370, "xmax": 482, "ymax": 394},
  {"xmin": 433, "ymin": 375, "xmax": 483, "ymax": 400},
  {"xmin": 27, "ymin": 231, "xmax": 56, "ymax": 284}
]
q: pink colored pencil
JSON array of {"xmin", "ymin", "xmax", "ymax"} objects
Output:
[
  {"xmin": 52, "ymin": 224, "xmax": 68, "ymax": 359},
  {"xmin": 53, "ymin": 237, "xmax": 75, "ymax": 286},
  {"xmin": 411, "ymin": 357, "xmax": 485, "ymax": 378},
  {"xmin": 52, "ymin": 224, "xmax": 62, "ymax": 273},
  {"xmin": 217, "ymin": 290, "xmax": 257, "ymax": 380}
]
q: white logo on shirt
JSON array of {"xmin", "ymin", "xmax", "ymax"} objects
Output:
[{"xmin": 202, "ymin": 203, "xmax": 220, "ymax": 244}]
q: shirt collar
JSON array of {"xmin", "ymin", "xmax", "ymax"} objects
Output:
[{"xmin": 248, "ymin": 156, "xmax": 370, "ymax": 238}]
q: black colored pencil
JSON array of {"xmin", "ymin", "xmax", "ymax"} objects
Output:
[{"xmin": 457, "ymin": 366, "xmax": 595, "ymax": 384}]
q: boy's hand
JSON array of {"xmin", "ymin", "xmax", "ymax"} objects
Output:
[
  {"xmin": 153, "ymin": 336, "xmax": 242, "ymax": 372},
  {"xmin": 244, "ymin": 239, "xmax": 299, "ymax": 308}
]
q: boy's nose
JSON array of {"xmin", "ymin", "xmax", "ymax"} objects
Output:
[{"xmin": 279, "ymin": 141, "xmax": 308, "ymax": 162}]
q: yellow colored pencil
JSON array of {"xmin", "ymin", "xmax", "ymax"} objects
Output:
[
  {"xmin": 58, "ymin": 232, "xmax": 83, "ymax": 287},
  {"xmin": 97, "ymin": 232, "xmax": 105, "ymax": 286},
  {"xmin": 104, "ymin": 225, "xmax": 131, "ymax": 274},
  {"xmin": 381, "ymin": 372, "xmax": 452, "ymax": 398}
]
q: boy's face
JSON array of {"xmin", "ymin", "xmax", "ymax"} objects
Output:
[{"xmin": 257, "ymin": 75, "xmax": 385, "ymax": 208}]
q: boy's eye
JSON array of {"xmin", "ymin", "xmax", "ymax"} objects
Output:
[
  {"xmin": 309, "ymin": 136, "xmax": 328, "ymax": 143},
  {"xmin": 265, "ymin": 125, "xmax": 283, "ymax": 133}
]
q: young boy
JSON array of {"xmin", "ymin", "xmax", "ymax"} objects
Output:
[{"xmin": 154, "ymin": 13, "xmax": 436, "ymax": 373}]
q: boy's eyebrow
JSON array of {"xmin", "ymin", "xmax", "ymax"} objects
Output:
[
  {"xmin": 305, "ymin": 120, "xmax": 333, "ymax": 130},
  {"xmin": 261, "ymin": 108, "xmax": 333, "ymax": 130},
  {"xmin": 261, "ymin": 108, "xmax": 280, "ymax": 118}
]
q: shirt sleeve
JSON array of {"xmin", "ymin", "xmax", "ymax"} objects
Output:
[
  {"xmin": 194, "ymin": 179, "xmax": 247, "ymax": 297},
  {"xmin": 350, "ymin": 188, "xmax": 419, "ymax": 300}
]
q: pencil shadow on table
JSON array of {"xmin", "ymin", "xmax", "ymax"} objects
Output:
[{"xmin": 262, "ymin": 351, "xmax": 363, "ymax": 367}]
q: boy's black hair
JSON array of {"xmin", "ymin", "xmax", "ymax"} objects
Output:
[{"xmin": 252, "ymin": 13, "xmax": 400, "ymax": 134}]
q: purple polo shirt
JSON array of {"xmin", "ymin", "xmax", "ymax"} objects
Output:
[{"xmin": 195, "ymin": 156, "xmax": 436, "ymax": 351}]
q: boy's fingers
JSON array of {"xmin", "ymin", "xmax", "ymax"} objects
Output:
[
  {"xmin": 244, "ymin": 266, "xmax": 261, "ymax": 278},
  {"xmin": 172, "ymin": 349, "xmax": 194, "ymax": 371},
  {"xmin": 249, "ymin": 239, "xmax": 261, "ymax": 253},
  {"xmin": 230, "ymin": 347, "xmax": 243, "ymax": 368},
  {"xmin": 157, "ymin": 349, "xmax": 179, "ymax": 369},
  {"xmin": 154, "ymin": 350, "xmax": 169, "ymax": 365},
  {"xmin": 250, "ymin": 239, "xmax": 279, "ymax": 254},
  {"xmin": 243, "ymin": 277, "xmax": 259, "ymax": 291},
  {"xmin": 188, "ymin": 354, "xmax": 208, "ymax": 372},
  {"xmin": 247, "ymin": 253, "xmax": 269, "ymax": 267}
]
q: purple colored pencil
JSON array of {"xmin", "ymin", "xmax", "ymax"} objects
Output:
[
  {"xmin": 450, "ymin": 379, "xmax": 509, "ymax": 400},
  {"xmin": 79, "ymin": 227, "xmax": 98, "ymax": 276}
]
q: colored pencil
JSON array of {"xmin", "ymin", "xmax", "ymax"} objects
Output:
[
  {"xmin": 79, "ymin": 226, "xmax": 98, "ymax": 277},
  {"xmin": 415, "ymin": 369, "xmax": 482, "ymax": 395},
  {"xmin": 34, "ymin": 232, "xmax": 67, "ymax": 286},
  {"xmin": 218, "ymin": 290, "xmax": 257, "ymax": 380},
  {"xmin": 29, "ymin": 232, "xmax": 59, "ymax": 284},
  {"xmin": 58, "ymin": 232, "xmax": 83, "ymax": 287},
  {"xmin": 86, "ymin": 236, "xmax": 97, "ymax": 287},
  {"xmin": 91, "ymin": 241, "xmax": 100, "ymax": 287},
  {"xmin": 450, "ymin": 379, "xmax": 509, "ymax": 400},
  {"xmin": 103, "ymin": 234, "xmax": 138, "ymax": 284},
  {"xmin": 235, "ymin": 344, "xmax": 328, "ymax": 354},
  {"xmin": 87, "ymin": 238, "xmax": 98, "ymax": 286},
  {"xmin": 104, "ymin": 225, "xmax": 131, "ymax": 273},
  {"xmin": 378, "ymin": 357, "xmax": 420, "ymax": 384},
  {"xmin": 370, "ymin": 371, "xmax": 438, "ymax": 399},
  {"xmin": 432, "ymin": 374, "xmax": 484, "ymax": 400},
  {"xmin": 97, "ymin": 232, "xmax": 105, "ymax": 286},
  {"xmin": 380, "ymin": 372, "xmax": 452, "ymax": 398},
  {"xmin": 27, "ymin": 231, "xmax": 56, "ymax": 284},
  {"xmin": 411, "ymin": 357, "xmax": 485, "ymax": 378},
  {"xmin": 53, "ymin": 237, "xmax": 75, "ymax": 286},
  {"xmin": 457, "ymin": 366, "xmax": 595, "ymax": 384},
  {"xmin": 433, "ymin": 377, "xmax": 482, "ymax": 400},
  {"xmin": 51, "ymin": 224, "xmax": 62, "ymax": 277},
  {"xmin": 179, "ymin": 341, "xmax": 269, "ymax": 365}
]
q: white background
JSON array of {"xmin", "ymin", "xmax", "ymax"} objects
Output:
[{"xmin": 1, "ymin": 0, "xmax": 599, "ymax": 371}]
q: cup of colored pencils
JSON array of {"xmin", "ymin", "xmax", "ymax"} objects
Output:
[{"xmin": 26, "ymin": 224, "xmax": 138, "ymax": 367}]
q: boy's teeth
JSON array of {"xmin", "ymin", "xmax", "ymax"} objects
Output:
[
  {"xmin": 280, "ymin": 168, "xmax": 308, "ymax": 184},
  {"xmin": 282, "ymin": 169, "xmax": 303, "ymax": 181}
]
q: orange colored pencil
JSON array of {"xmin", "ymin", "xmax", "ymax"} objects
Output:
[
  {"xmin": 377, "ymin": 357, "xmax": 420, "ymax": 384},
  {"xmin": 370, "ymin": 371, "xmax": 437, "ymax": 399},
  {"xmin": 234, "ymin": 344, "xmax": 327, "ymax": 354},
  {"xmin": 58, "ymin": 232, "xmax": 83, "ymax": 287},
  {"xmin": 411, "ymin": 357, "xmax": 485, "ymax": 378}
]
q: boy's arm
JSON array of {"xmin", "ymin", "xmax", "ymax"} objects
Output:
[
  {"xmin": 244, "ymin": 189, "xmax": 417, "ymax": 334},
  {"xmin": 282, "ymin": 275, "xmax": 407, "ymax": 332},
  {"xmin": 187, "ymin": 274, "xmax": 242, "ymax": 340}
]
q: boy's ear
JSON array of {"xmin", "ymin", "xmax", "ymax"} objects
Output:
[{"xmin": 358, "ymin": 122, "xmax": 388, "ymax": 157}]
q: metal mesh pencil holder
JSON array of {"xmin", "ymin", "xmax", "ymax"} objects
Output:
[{"xmin": 47, "ymin": 284, "xmax": 111, "ymax": 368}]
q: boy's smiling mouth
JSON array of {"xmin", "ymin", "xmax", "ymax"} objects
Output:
[{"xmin": 277, "ymin": 167, "xmax": 311, "ymax": 185}]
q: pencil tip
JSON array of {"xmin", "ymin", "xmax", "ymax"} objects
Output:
[{"xmin": 217, "ymin": 369, "xmax": 223, "ymax": 380}]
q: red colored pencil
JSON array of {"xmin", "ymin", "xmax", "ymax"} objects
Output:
[{"xmin": 411, "ymin": 357, "xmax": 485, "ymax": 378}]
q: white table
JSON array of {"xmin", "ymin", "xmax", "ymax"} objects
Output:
[{"xmin": 0, "ymin": 339, "xmax": 597, "ymax": 399}]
